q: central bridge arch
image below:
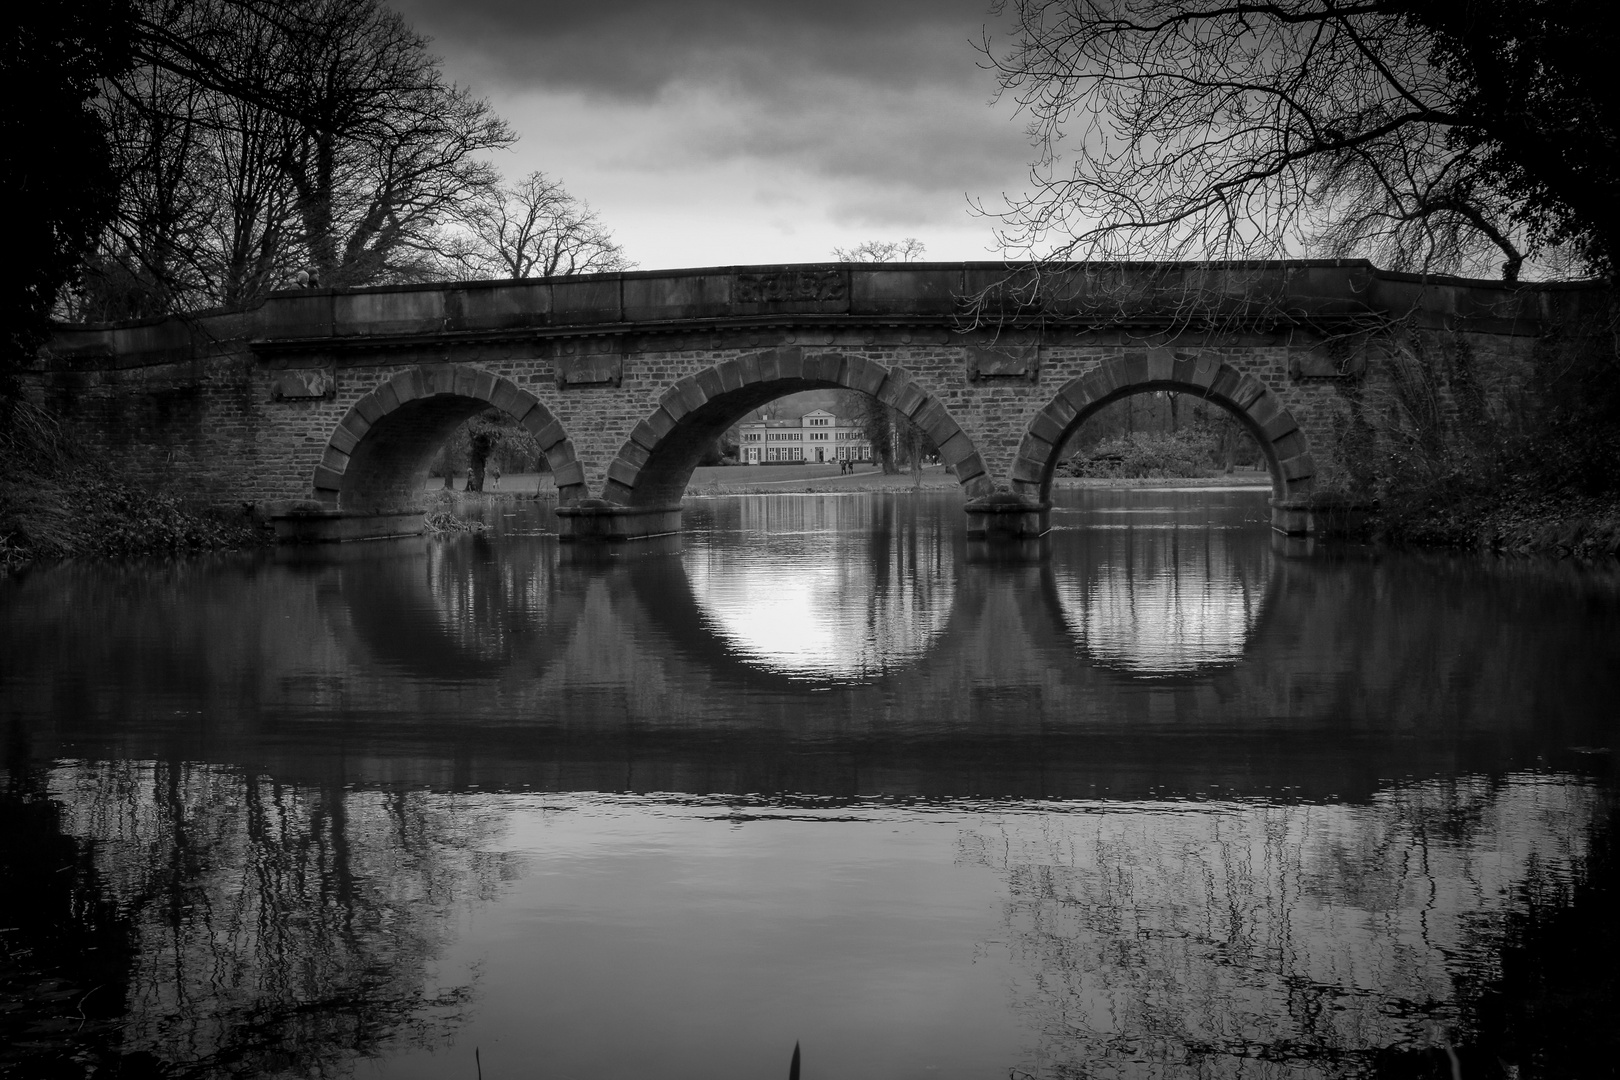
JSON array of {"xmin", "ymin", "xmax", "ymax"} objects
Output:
[{"xmin": 560, "ymin": 345, "xmax": 990, "ymax": 538}]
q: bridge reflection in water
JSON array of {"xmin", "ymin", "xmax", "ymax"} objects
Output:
[
  {"xmin": 1051, "ymin": 487, "xmax": 1272, "ymax": 676},
  {"xmin": 686, "ymin": 496, "xmax": 955, "ymax": 682},
  {"xmin": 3, "ymin": 488, "xmax": 1619, "ymax": 1078}
]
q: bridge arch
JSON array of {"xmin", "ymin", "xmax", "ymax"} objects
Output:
[
  {"xmin": 1011, "ymin": 353, "xmax": 1317, "ymax": 506},
  {"xmin": 313, "ymin": 364, "xmax": 587, "ymax": 512},
  {"xmin": 600, "ymin": 346, "xmax": 992, "ymax": 507}
]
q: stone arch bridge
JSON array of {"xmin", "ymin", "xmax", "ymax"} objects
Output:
[{"xmin": 35, "ymin": 260, "xmax": 1584, "ymax": 542}]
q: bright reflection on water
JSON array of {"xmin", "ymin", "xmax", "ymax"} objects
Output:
[
  {"xmin": 3, "ymin": 486, "xmax": 1619, "ymax": 1079},
  {"xmin": 684, "ymin": 496, "xmax": 955, "ymax": 682}
]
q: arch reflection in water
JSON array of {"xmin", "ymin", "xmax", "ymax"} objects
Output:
[
  {"xmin": 329, "ymin": 535, "xmax": 576, "ymax": 678},
  {"xmin": 684, "ymin": 496, "xmax": 956, "ymax": 683},
  {"xmin": 1052, "ymin": 494, "xmax": 1273, "ymax": 676}
]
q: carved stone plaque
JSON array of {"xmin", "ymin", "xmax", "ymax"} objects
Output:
[
  {"xmin": 1288, "ymin": 346, "xmax": 1366, "ymax": 380},
  {"xmin": 735, "ymin": 270, "xmax": 847, "ymax": 306},
  {"xmin": 271, "ymin": 369, "xmax": 333, "ymax": 399},
  {"xmin": 966, "ymin": 344, "xmax": 1039, "ymax": 381},
  {"xmin": 557, "ymin": 353, "xmax": 623, "ymax": 388}
]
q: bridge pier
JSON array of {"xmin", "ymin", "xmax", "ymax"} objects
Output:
[
  {"xmin": 1269, "ymin": 498, "xmax": 1313, "ymax": 536},
  {"xmin": 268, "ymin": 505, "xmax": 427, "ymax": 543},
  {"xmin": 964, "ymin": 493, "xmax": 1051, "ymax": 540},
  {"xmin": 555, "ymin": 501, "xmax": 683, "ymax": 542}
]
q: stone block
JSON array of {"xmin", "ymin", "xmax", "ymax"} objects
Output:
[
  {"xmin": 354, "ymin": 393, "xmax": 387, "ymax": 426},
  {"xmin": 622, "ymin": 273, "xmax": 731, "ymax": 321},
  {"xmin": 551, "ymin": 460, "xmax": 587, "ymax": 488},
  {"xmin": 848, "ymin": 266, "xmax": 959, "ymax": 315},
  {"xmin": 606, "ymin": 458, "xmax": 641, "ymax": 489},
  {"xmin": 600, "ymin": 478, "xmax": 636, "ymax": 505},
  {"xmin": 937, "ymin": 429, "xmax": 975, "ymax": 467},
  {"xmin": 525, "ymin": 414, "xmax": 567, "ymax": 450},
  {"xmin": 716, "ymin": 359, "xmax": 747, "ymax": 393},
  {"xmin": 802, "ymin": 351, "xmax": 843, "ymax": 385},
  {"xmin": 693, "ymin": 366, "xmax": 727, "ymax": 402},
  {"xmin": 1273, "ymin": 429, "xmax": 1309, "ymax": 460},
  {"xmin": 313, "ymin": 464, "xmax": 344, "ymax": 492},
  {"xmin": 644, "ymin": 407, "xmax": 679, "ymax": 440},
  {"xmin": 842, "ymin": 356, "xmax": 888, "ymax": 397},
  {"xmin": 452, "ymin": 366, "xmax": 481, "ymax": 398},
  {"xmin": 424, "ymin": 365, "xmax": 459, "ymax": 396},
  {"xmin": 1012, "ymin": 449, "xmax": 1050, "ymax": 485},
  {"xmin": 333, "ymin": 289, "xmax": 445, "ymax": 337},
  {"xmin": 320, "ymin": 445, "xmax": 350, "ymax": 473},
  {"xmin": 920, "ymin": 406, "xmax": 961, "ymax": 450},
  {"xmin": 1120, "ymin": 352, "xmax": 1151, "ymax": 385},
  {"xmin": 551, "ymin": 279, "xmax": 622, "ymax": 323},
  {"xmin": 756, "ymin": 350, "xmax": 784, "ymax": 384},
  {"xmin": 618, "ymin": 440, "xmax": 651, "ymax": 470},
  {"xmin": 393, "ymin": 367, "xmax": 428, "ymax": 403},
  {"xmin": 328, "ymin": 422, "xmax": 363, "ymax": 457},
  {"xmin": 1245, "ymin": 392, "xmax": 1283, "ymax": 429},
  {"xmin": 488, "ymin": 378, "xmax": 528, "ymax": 417},
  {"xmin": 888, "ymin": 380, "xmax": 928, "ymax": 418},
  {"xmin": 952, "ymin": 450, "xmax": 988, "ymax": 484},
  {"xmin": 1206, "ymin": 365, "xmax": 1244, "ymax": 404},
  {"xmin": 673, "ymin": 377, "xmax": 709, "ymax": 414},
  {"xmin": 774, "ymin": 348, "xmax": 807, "ymax": 381},
  {"xmin": 1280, "ymin": 452, "xmax": 1315, "ymax": 481},
  {"xmin": 1187, "ymin": 354, "xmax": 1221, "ymax": 389},
  {"xmin": 1028, "ymin": 409, "xmax": 1068, "ymax": 448},
  {"xmin": 737, "ymin": 353, "xmax": 763, "ymax": 385},
  {"xmin": 1095, "ymin": 360, "xmax": 1132, "ymax": 394},
  {"xmin": 629, "ymin": 419, "xmax": 662, "ymax": 452},
  {"xmin": 658, "ymin": 385, "xmax": 695, "ymax": 422},
  {"xmin": 373, "ymin": 379, "xmax": 402, "ymax": 414},
  {"xmin": 1228, "ymin": 374, "xmax": 1268, "ymax": 411},
  {"xmin": 457, "ymin": 282, "xmax": 551, "ymax": 329},
  {"xmin": 1259, "ymin": 412, "xmax": 1299, "ymax": 444},
  {"xmin": 1146, "ymin": 347, "xmax": 1175, "ymax": 382},
  {"xmin": 1041, "ymin": 392, "xmax": 1080, "ymax": 432}
]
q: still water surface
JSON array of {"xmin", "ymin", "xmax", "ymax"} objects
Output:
[{"xmin": 2, "ymin": 487, "xmax": 1617, "ymax": 1078}]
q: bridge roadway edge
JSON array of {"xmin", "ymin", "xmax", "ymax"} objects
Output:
[{"xmin": 31, "ymin": 260, "xmax": 1599, "ymax": 546}]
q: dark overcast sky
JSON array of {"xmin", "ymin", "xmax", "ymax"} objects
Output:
[{"xmin": 389, "ymin": 0, "xmax": 1037, "ymax": 268}]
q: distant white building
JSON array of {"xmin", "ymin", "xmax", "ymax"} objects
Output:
[{"xmin": 737, "ymin": 409, "xmax": 871, "ymax": 464}]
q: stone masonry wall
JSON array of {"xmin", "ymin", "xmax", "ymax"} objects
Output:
[{"xmin": 29, "ymin": 261, "xmax": 1579, "ymax": 514}]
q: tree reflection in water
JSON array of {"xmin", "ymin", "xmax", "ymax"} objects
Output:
[
  {"xmin": 1053, "ymin": 520, "xmax": 1270, "ymax": 677},
  {"xmin": 35, "ymin": 760, "xmax": 518, "ymax": 1078},
  {"xmin": 686, "ymin": 497, "xmax": 955, "ymax": 682},
  {"xmin": 961, "ymin": 774, "xmax": 1607, "ymax": 1078}
]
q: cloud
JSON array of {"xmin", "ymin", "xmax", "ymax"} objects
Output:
[
  {"xmin": 387, "ymin": 0, "xmax": 1038, "ymax": 266},
  {"xmin": 396, "ymin": 0, "xmax": 1009, "ymax": 99}
]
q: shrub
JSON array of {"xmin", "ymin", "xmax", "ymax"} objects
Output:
[{"xmin": 1061, "ymin": 429, "xmax": 1221, "ymax": 479}]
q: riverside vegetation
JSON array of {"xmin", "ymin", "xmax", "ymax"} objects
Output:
[{"xmin": 0, "ymin": 400, "xmax": 267, "ymax": 573}]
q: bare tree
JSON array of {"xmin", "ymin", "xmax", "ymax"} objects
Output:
[
  {"xmin": 980, "ymin": 0, "xmax": 1615, "ymax": 280},
  {"xmin": 832, "ymin": 238, "xmax": 927, "ymax": 262},
  {"xmin": 454, "ymin": 170, "xmax": 631, "ymax": 280},
  {"xmin": 78, "ymin": 0, "xmax": 516, "ymax": 317}
]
